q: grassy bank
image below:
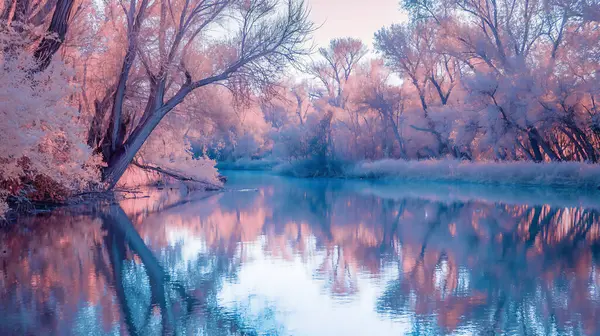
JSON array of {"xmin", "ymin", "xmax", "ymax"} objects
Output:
[
  {"xmin": 346, "ymin": 159, "xmax": 600, "ymax": 189},
  {"xmin": 219, "ymin": 158, "xmax": 600, "ymax": 190}
]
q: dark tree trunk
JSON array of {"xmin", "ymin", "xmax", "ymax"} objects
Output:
[
  {"xmin": 107, "ymin": 60, "xmax": 134, "ymax": 153},
  {"xmin": 102, "ymin": 85, "xmax": 192, "ymax": 189},
  {"xmin": 386, "ymin": 112, "xmax": 407, "ymax": 159},
  {"xmin": 570, "ymin": 126, "xmax": 597, "ymax": 163},
  {"xmin": 528, "ymin": 132, "xmax": 544, "ymax": 162},
  {"xmin": 87, "ymin": 89, "xmax": 113, "ymax": 150},
  {"xmin": 107, "ymin": 0, "xmax": 149, "ymax": 154},
  {"xmin": 32, "ymin": 0, "xmax": 74, "ymax": 72},
  {"xmin": 12, "ymin": 0, "xmax": 30, "ymax": 24},
  {"xmin": 528, "ymin": 128, "xmax": 560, "ymax": 162},
  {"xmin": 103, "ymin": 111, "xmax": 165, "ymax": 189},
  {"xmin": 559, "ymin": 126, "xmax": 588, "ymax": 161},
  {"xmin": 102, "ymin": 112, "xmax": 130, "ymax": 162}
]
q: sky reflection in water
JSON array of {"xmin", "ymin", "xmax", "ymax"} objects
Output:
[{"xmin": 1, "ymin": 171, "xmax": 600, "ymax": 335}]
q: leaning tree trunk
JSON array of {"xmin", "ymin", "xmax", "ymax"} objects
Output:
[
  {"xmin": 386, "ymin": 112, "xmax": 407, "ymax": 159},
  {"xmin": 528, "ymin": 132, "xmax": 544, "ymax": 162},
  {"xmin": 103, "ymin": 110, "xmax": 166, "ymax": 189},
  {"xmin": 529, "ymin": 128, "xmax": 560, "ymax": 162},
  {"xmin": 33, "ymin": 0, "xmax": 74, "ymax": 72},
  {"xmin": 102, "ymin": 84, "xmax": 192, "ymax": 189},
  {"xmin": 106, "ymin": 0, "xmax": 150, "ymax": 155}
]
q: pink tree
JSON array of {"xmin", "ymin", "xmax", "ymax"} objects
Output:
[{"xmin": 98, "ymin": 0, "xmax": 314, "ymax": 188}]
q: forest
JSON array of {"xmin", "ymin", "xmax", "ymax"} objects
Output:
[{"xmin": 1, "ymin": 0, "xmax": 600, "ymax": 217}]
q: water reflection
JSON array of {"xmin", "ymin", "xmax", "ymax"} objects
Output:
[{"xmin": 2, "ymin": 172, "xmax": 600, "ymax": 335}]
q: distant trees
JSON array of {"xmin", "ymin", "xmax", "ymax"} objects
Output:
[
  {"xmin": 310, "ymin": 37, "xmax": 367, "ymax": 108},
  {"xmin": 241, "ymin": 0, "xmax": 599, "ymax": 167},
  {"xmin": 364, "ymin": 0, "xmax": 600, "ymax": 162},
  {"xmin": 358, "ymin": 60, "xmax": 408, "ymax": 159},
  {"xmin": 305, "ymin": 38, "xmax": 367, "ymax": 168},
  {"xmin": 375, "ymin": 21, "xmax": 461, "ymax": 157},
  {"xmin": 375, "ymin": 0, "xmax": 600, "ymax": 162}
]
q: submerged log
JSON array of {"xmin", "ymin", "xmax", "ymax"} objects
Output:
[{"xmin": 131, "ymin": 160, "xmax": 222, "ymax": 190}]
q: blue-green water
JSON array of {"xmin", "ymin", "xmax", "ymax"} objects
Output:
[{"xmin": 2, "ymin": 171, "xmax": 600, "ymax": 335}]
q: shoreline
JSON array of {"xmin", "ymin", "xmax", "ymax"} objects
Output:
[
  {"xmin": 2, "ymin": 184, "xmax": 226, "ymax": 224},
  {"xmin": 6, "ymin": 158, "xmax": 600, "ymax": 223},
  {"xmin": 218, "ymin": 158, "xmax": 600, "ymax": 190}
]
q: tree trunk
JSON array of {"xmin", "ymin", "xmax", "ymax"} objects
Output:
[
  {"xmin": 87, "ymin": 89, "xmax": 113, "ymax": 149},
  {"xmin": 107, "ymin": 0, "xmax": 149, "ymax": 154},
  {"xmin": 571, "ymin": 126, "xmax": 597, "ymax": 163},
  {"xmin": 103, "ymin": 111, "xmax": 164, "ymax": 189},
  {"xmin": 102, "ymin": 85, "xmax": 192, "ymax": 189},
  {"xmin": 107, "ymin": 57, "xmax": 134, "ymax": 153},
  {"xmin": 528, "ymin": 132, "xmax": 544, "ymax": 162},
  {"xmin": 386, "ymin": 112, "xmax": 407, "ymax": 159},
  {"xmin": 33, "ymin": 0, "xmax": 74, "ymax": 72},
  {"xmin": 12, "ymin": 0, "xmax": 30, "ymax": 24},
  {"xmin": 559, "ymin": 126, "xmax": 588, "ymax": 161},
  {"xmin": 530, "ymin": 129, "xmax": 560, "ymax": 161}
]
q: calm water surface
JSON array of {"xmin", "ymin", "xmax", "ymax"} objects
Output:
[{"xmin": 2, "ymin": 171, "xmax": 600, "ymax": 335}]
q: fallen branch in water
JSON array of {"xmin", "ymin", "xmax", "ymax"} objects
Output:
[{"xmin": 131, "ymin": 160, "xmax": 223, "ymax": 190}]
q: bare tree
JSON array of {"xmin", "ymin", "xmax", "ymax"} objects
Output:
[
  {"xmin": 359, "ymin": 69, "xmax": 408, "ymax": 159},
  {"xmin": 375, "ymin": 22, "xmax": 455, "ymax": 156},
  {"xmin": 102, "ymin": 0, "xmax": 314, "ymax": 188},
  {"xmin": 291, "ymin": 82, "xmax": 309, "ymax": 125},
  {"xmin": 102, "ymin": 0, "xmax": 151, "ymax": 160},
  {"xmin": 309, "ymin": 37, "xmax": 367, "ymax": 108}
]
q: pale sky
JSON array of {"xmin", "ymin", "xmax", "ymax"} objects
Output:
[{"xmin": 306, "ymin": 0, "xmax": 408, "ymax": 51}]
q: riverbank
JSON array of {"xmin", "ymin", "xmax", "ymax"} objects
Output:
[
  {"xmin": 5, "ymin": 158, "xmax": 598, "ymax": 222},
  {"xmin": 346, "ymin": 159, "xmax": 600, "ymax": 189},
  {"xmin": 2, "ymin": 177, "xmax": 225, "ymax": 223},
  {"xmin": 222, "ymin": 170, "xmax": 600, "ymax": 211},
  {"xmin": 218, "ymin": 158, "xmax": 600, "ymax": 190},
  {"xmin": 1, "ymin": 190, "xmax": 115, "ymax": 223}
]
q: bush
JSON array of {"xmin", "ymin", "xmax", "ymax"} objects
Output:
[
  {"xmin": 0, "ymin": 26, "xmax": 101, "ymax": 217},
  {"xmin": 217, "ymin": 158, "xmax": 282, "ymax": 171},
  {"xmin": 273, "ymin": 157, "xmax": 348, "ymax": 178}
]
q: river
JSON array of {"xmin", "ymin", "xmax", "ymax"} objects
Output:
[{"xmin": 1, "ymin": 171, "xmax": 600, "ymax": 335}]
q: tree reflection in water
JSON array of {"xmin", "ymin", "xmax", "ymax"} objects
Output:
[{"xmin": 1, "ymin": 172, "xmax": 600, "ymax": 335}]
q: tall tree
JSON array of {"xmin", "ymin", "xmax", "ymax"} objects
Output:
[
  {"xmin": 310, "ymin": 37, "xmax": 367, "ymax": 108},
  {"xmin": 101, "ymin": 0, "xmax": 314, "ymax": 188}
]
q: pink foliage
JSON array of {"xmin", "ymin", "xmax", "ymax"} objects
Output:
[{"xmin": 0, "ymin": 25, "xmax": 101, "ymax": 217}]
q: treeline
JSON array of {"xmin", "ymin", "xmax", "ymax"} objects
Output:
[{"xmin": 198, "ymin": 0, "xmax": 600, "ymax": 174}]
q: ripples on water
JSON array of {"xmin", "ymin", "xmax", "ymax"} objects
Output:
[{"xmin": 1, "ymin": 171, "xmax": 600, "ymax": 335}]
